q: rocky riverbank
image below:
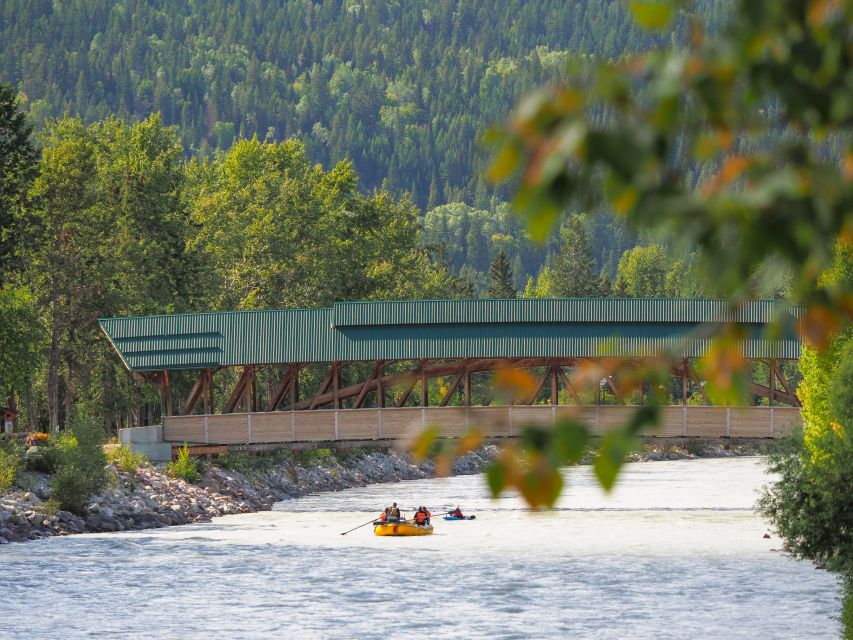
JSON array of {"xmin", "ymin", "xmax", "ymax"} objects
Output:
[
  {"xmin": 0, "ymin": 446, "xmax": 499, "ymax": 544},
  {"xmin": 0, "ymin": 440, "xmax": 779, "ymax": 544}
]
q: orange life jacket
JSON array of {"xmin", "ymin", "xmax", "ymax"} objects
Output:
[
  {"xmin": 379, "ymin": 512, "xmax": 387, "ymax": 522},
  {"xmin": 415, "ymin": 511, "xmax": 426, "ymax": 524}
]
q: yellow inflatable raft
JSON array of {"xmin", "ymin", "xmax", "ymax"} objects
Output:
[{"xmin": 373, "ymin": 521, "xmax": 434, "ymax": 536}]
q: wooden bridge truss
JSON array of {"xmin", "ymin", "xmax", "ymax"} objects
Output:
[{"xmin": 142, "ymin": 356, "xmax": 800, "ymax": 419}]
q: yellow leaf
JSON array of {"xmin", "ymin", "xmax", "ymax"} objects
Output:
[
  {"xmin": 410, "ymin": 426, "xmax": 439, "ymax": 462},
  {"xmin": 454, "ymin": 428, "xmax": 485, "ymax": 456},
  {"xmin": 487, "ymin": 142, "xmax": 520, "ymax": 183},
  {"xmin": 629, "ymin": 1, "xmax": 674, "ymax": 29},
  {"xmin": 613, "ymin": 186, "xmax": 638, "ymax": 215},
  {"xmin": 495, "ymin": 367, "xmax": 538, "ymax": 402}
]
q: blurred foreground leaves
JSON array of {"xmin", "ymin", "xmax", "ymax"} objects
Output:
[{"xmin": 414, "ymin": 0, "xmax": 852, "ymax": 508}]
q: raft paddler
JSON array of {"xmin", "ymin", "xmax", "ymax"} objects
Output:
[
  {"xmin": 388, "ymin": 502, "xmax": 401, "ymax": 522},
  {"xmin": 414, "ymin": 508, "xmax": 427, "ymax": 526}
]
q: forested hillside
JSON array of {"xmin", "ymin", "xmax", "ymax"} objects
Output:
[{"xmin": 0, "ymin": 0, "xmax": 726, "ymax": 210}]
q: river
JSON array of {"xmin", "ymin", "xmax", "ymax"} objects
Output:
[{"xmin": 0, "ymin": 457, "xmax": 840, "ymax": 638}]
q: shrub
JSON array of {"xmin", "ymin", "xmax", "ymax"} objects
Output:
[
  {"xmin": 0, "ymin": 441, "xmax": 23, "ymax": 493},
  {"xmin": 24, "ymin": 443, "xmax": 61, "ymax": 473},
  {"xmin": 106, "ymin": 443, "xmax": 147, "ymax": 473},
  {"xmin": 49, "ymin": 416, "xmax": 108, "ymax": 515},
  {"xmin": 37, "ymin": 498, "xmax": 61, "ymax": 516},
  {"xmin": 685, "ymin": 443, "xmax": 704, "ymax": 456},
  {"xmin": 294, "ymin": 447, "xmax": 335, "ymax": 467},
  {"xmin": 167, "ymin": 443, "xmax": 200, "ymax": 484},
  {"xmin": 217, "ymin": 448, "xmax": 292, "ymax": 473}
]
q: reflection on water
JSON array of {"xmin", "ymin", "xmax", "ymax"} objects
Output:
[{"xmin": 0, "ymin": 458, "xmax": 840, "ymax": 639}]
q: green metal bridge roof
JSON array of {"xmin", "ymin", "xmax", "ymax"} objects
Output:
[{"xmin": 99, "ymin": 298, "xmax": 802, "ymax": 372}]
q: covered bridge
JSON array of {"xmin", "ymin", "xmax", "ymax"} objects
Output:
[{"xmin": 100, "ymin": 298, "xmax": 803, "ymax": 446}]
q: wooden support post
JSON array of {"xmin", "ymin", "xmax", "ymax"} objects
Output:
[
  {"xmin": 355, "ymin": 361, "xmax": 383, "ymax": 408},
  {"xmin": 223, "ymin": 365, "xmax": 254, "ymax": 414},
  {"xmin": 397, "ymin": 373, "xmax": 419, "ymax": 407},
  {"xmin": 550, "ymin": 363, "xmax": 559, "ymax": 406},
  {"xmin": 464, "ymin": 363, "xmax": 472, "ymax": 406},
  {"xmin": 180, "ymin": 369, "xmax": 209, "ymax": 416},
  {"xmin": 774, "ymin": 364, "xmax": 801, "ymax": 407},
  {"xmin": 266, "ymin": 366, "xmax": 295, "ymax": 412},
  {"xmin": 250, "ymin": 367, "xmax": 257, "ymax": 412},
  {"xmin": 557, "ymin": 369, "xmax": 581, "ymax": 405},
  {"xmin": 769, "ymin": 358, "xmax": 776, "ymax": 406},
  {"xmin": 605, "ymin": 376, "xmax": 622, "ymax": 401},
  {"xmin": 208, "ymin": 369, "xmax": 215, "ymax": 414},
  {"xmin": 333, "ymin": 362, "xmax": 341, "ymax": 409},
  {"xmin": 291, "ymin": 365, "xmax": 299, "ymax": 407},
  {"xmin": 682, "ymin": 359, "xmax": 688, "ymax": 406},
  {"xmin": 377, "ymin": 379, "xmax": 385, "ymax": 408},
  {"xmin": 440, "ymin": 365, "xmax": 466, "ymax": 407},
  {"xmin": 163, "ymin": 370, "xmax": 173, "ymax": 417},
  {"xmin": 525, "ymin": 366, "xmax": 551, "ymax": 405},
  {"xmin": 309, "ymin": 364, "xmax": 336, "ymax": 410},
  {"xmin": 421, "ymin": 361, "xmax": 428, "ymax": 407}
]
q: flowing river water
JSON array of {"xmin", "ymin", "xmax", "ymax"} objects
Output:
[{"xmin": 0, "ymin": 457, "xmax": 841, "ymax": 638}]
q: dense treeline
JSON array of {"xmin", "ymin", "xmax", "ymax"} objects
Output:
[
  {"xmin": 0, "ymin": 101, "xmax": 462, "ymax": 432},
  {"xmin": 0, "ymin": 0, "xmax": 727, "ymax": 211}
]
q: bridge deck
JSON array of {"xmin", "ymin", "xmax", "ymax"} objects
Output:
[{"xmin": 163, "ymin": 405, "xmax": 801, "ymax": 445}]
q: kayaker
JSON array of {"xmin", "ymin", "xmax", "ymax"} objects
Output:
[
  {"xmin": 449, "ymin": 505, "xmax": 464, "ymax": 518},
  {"xmin": 388, "ymin": 502, "xmax": 401, "ymax": 522}
]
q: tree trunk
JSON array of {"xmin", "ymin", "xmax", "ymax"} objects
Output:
[{"xmin": 47, "ymin": 324, "xmax": 60, "ymax": 433}]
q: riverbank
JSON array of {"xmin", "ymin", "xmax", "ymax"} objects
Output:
[{"xmin": 0, "ymin": 440, "xmax": 779, "ymax": 544}]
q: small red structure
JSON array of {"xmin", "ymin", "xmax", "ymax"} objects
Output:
[{"xmin": 1, "ymin": 406, "xmax": 17, "ymax": 434}]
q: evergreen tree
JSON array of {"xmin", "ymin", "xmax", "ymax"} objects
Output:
[
  {"xmin": 551, "ymin": 216, "xmax": 600, "ymax": 297},
  {"xmin": 0, "ymin": 83, "xmax": 37, "ymax": 282},
  {"xmin": 486, "ymin": 249, "xmax": 516, "ymax": 298}
]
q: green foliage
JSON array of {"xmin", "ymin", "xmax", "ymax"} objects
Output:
[
  {"xmin": 0, "ymin": 2, "xmax": 709, "ymax": 211},
  {"xmin": 614, "ymin": 245, "xmax": 672, "ymax": 298},
  {"xmin": 0, "ymin": 83, "xmax": 37, "ymax": 279},
  {"xmin": 490, "ymin": 0, "xmax": 852, "ymax": 331},
  {"xmin": 187, "ymin": 137, "xmax": 450, "ymax": 310},
  {"xmin": 552, "ymin": 216, "xmax": 600, "ymax": 297},
  {"xmin": 167, "ymin": 444, "xmax": 201, "ymax": 485},
  {"xmin": 106, "ymin": 444, "xmax": 147, "ymax": 473},
  {"xmin": 0, "ymin": 440, "xmax": 23, "ymax": 493},
  {"xmin": 758, "ymin": 430, "xmax": 853, "ymax": 576},
  {"xmin": 216, "ymin": 448, "xmax": 293, "ymax": 473},
  {"xmin": 0, "ymin": 285, "xmax": 44, "ymax": 397},
  {"xmin": 829, "ymin": 340, "xmax": 853, "ymax": 432},
  {"xmin": 24, "ymin": 444, "xmax": 60, "ymax": 474},
  {"xmin": 49, "ymin": 416, "xmax": 108, "ymax": 515},
  {"xmin": 486, "ymin": 249, "xmax": 516, "ymax": 298},
  {"xmin": 293, "ymin": 448, "xmax": 335, "ymax": 468}
]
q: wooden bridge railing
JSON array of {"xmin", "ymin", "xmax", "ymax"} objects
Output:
[{"xmin": 162, "ymin": 405, "xmax": 802, "ymax": 445}]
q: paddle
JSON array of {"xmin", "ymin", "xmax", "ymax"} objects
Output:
[{"xmin": 340, "ymin": 517, "xmax": 381, "ymax": 536}]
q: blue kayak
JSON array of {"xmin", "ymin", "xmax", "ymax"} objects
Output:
[{"xmin": 443, "ymin": 515, "xmax": 476, "ymax": 521}]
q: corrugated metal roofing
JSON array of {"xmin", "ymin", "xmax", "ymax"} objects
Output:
[
  {"xmin": 99, "ymin": 298, "xmax": 802, "ymax": 371},
  {"xmin": 332, "ymin": 298, "xmax": 797, "ymax": 327}
]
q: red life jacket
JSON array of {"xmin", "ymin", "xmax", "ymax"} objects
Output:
[
  {"xmin": 415, "ymin": 511, "xmax": 426, "ymax": 524},
  {"xmin": 379, "ymin": 512, "xmax": 387, "ymax": 522}
]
